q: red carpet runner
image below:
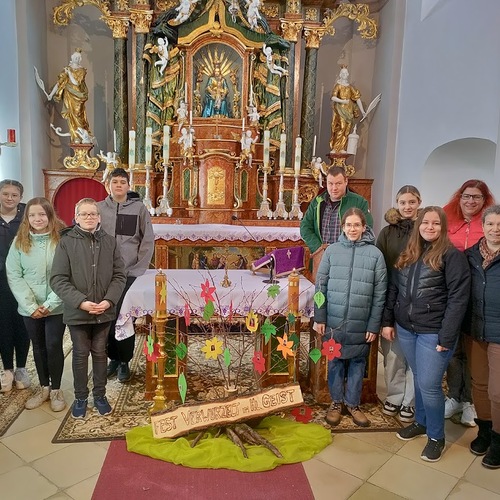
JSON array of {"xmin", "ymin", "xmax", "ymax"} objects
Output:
[{"xmin": 92, "ymin": 440, "xmax": 314, "ymax": 500}]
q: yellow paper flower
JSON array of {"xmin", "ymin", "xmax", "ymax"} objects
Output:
[
  {"xmin": 245, "ymin": 310, "xmax": 259, "ymax": 332},
  {"xmin": 201, "ymin": 336, "xmax": 224, "ymax": 360},
  {"xmin": 277, "ymin": 333, "xmax": 295, "ymax": 359}
]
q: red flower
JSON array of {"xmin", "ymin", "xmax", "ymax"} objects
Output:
[
  {"xmin": 321, "ymin": 338, "xmax": 342, "ymax": 361},
  {"xmin": 252, "ymin": 350, "xmax": 266, "ymax": 374},
  {"xmin": 200, "ymin": 279, "xmax": 216, "ymax": 304},
  {"xmin": 143, "ymin": 341, "xmax": 161, "ymax": 362},
  {"xmin": 291, "ymin": 405, "xmax": 313, "ymax": 423}
]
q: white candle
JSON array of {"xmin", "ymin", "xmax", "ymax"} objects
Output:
[
  {"xmin": 294, "ymin": 137, "xmax": 302, "ymax": 175},
  {"xmin": 189, "ymin": 110, "xmax": 193, "ymax": 126},
  {"xmin": 145, "ymin": 126, "xmax": 153, "ymax": 165},
  {"xmin": 185, "ymin": 82, "xmax": 188, "ymax": 103},
  {"xmin": 163, "ymin": 125, "xmax": 170, "ymax": 165},
  {"xmin": 312, "ymin": 135, "xmax": 317, "ymax": 157},
  {"xmin": 113, "ymin": 129, "xmax": 117, "ymax": 152},
  {"xmin": 242, "ymin": 117, "xmax": 245, "ymax": 131},
  {"xmin": 263, "ymin": 130, "xmax": 270, "ymax": 167},
  {"xmin": 128, "ymin": 130, "xmax": 136, "ymax": 169},
  {"xmin": 279, "ymin": 132, "xmax": 286, "ymax": 171}
]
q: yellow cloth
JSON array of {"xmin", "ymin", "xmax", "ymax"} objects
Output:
[{"xmin": 125, "ymin": 416, "xmax": 332, "ymax": 472}]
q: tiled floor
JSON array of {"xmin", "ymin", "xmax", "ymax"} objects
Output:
[{"xmin": 1, "ymin": 354, "xmax": 499, "ymax": 499}]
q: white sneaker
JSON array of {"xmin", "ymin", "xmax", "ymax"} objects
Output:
[
  {"xmin": 444, "ymin": 397, "xmax": 463, "ymax": 418},
  {"xmin": 461, "ymin": 403, "xmax": 477, "ymax": 427},
  {"xmin": 14, "ymin": 368, "xmax": 31, "ymax": 390},
  {"xmin": 25, "ymin": 386, "xmax": 50, "ymax": 409},
  {"xmin": 0, "ymin": 369, "xmax": 14, "ymax": 392},
  {"xmin": 50, "ymin": 389, "xmax": 66, "ymax": 412}
]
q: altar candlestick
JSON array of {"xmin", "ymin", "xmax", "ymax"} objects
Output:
[
  {"xmin": 347, "ymin": 125, "xmax": 359, "ymax": 155},
  {"xmin": 145, "ymin": 126, "xmax": 153, "ymax": 165},
  {"xmin": 263, "ymin": 130, "xmax": 270, "ymax": 167},
  {"xmin": 294, "ymin": 137, "xmax": 302, "ymax": 175},
  {"xmin": 279, "ymin": 132, "xmax": 286, "ymax": 171},
  {"xmin": 312, "ymin": 135, "xmax": 317, "ymax": 157},
  {"xmin": 7, "ymin": 129, "xmax": 15, "ymax": 143},
  {"xmin": 128, "ymin": 130, "xmax": 136, "ymax": 168},
  {"xmin": 155, "ymin": 269, "xmax": 167, "ymax": 319}
]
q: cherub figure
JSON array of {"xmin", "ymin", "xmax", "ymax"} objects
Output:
[
  {"xmin": 174, "ymin": 0, "xmax": 199, "ymax": 24},
  {"xmin": 97, "ymin": 151, "xmax": 118, "ymax": 185},
  {"xmin": 247, "ymin": 105, "xmax": 260, "ymax": 126},
  {"xmin": 240, "ymin": 129, "xmax": 257, "ymax": 167},
  {"xmin": 179, "ymin": 126, "xmax": 195, "ymax": 158},
  {"xmin": 246, "ymin": 0, "xmax": 262, "ymax": 31},
  {"xmin": 154, "ymin": 37, "xmax": 169, "ymax": 75},
  {"xmin": 263, "ymin": 44, "xmax": 288, "ymax": 77},
  {"xmin": 311, "ymin": 156, "xmax": 327, "ymax": 188},
  {"xmin": 177, "ymin": 100, "xmax": 188, "ymax": 131}
]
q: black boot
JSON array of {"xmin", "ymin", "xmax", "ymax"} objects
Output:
[
  {"xmin": 482, "ymin": 429, "xmax": 500, "ymax": 469},
  {"xmin": 470, "ymin": 419, "xmax": 492, "ymax": 456}
]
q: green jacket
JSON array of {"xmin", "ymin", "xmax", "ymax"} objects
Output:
[{"xmin": 300, "ymin": 189, "xmax": 373, "ymax": 254}]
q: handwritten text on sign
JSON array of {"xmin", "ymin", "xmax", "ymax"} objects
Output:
[{"xmin": 151, "ymin": 383, "xmax": 303, "ymax": 438}]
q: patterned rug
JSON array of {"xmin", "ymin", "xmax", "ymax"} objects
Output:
[
  {"xmin": 0, "ymin": 329, "xmax": 72, "ymax": 437},
  {"xmin": 52, "ymin": 334, "xmax": 401, "ymax": 443}
]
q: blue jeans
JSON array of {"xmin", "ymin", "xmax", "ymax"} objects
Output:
[
  {"xmin": 328, "ymin": 356, "xmax": 366, "ymax": 407},
  {"xmin": 397, "ymin": 324, "xmax": 455, "ymax": 440},
  {"xmin": 69, "ymin": 322, "xmax": 110, "ymax": 400}
]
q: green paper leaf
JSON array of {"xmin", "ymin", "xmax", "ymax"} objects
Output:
[
  {"xmin": 175, "ymin": 342, "xmax": 188, "ymax": 360},
  {"xmin": 178, "ymin": 372, "xmax": 187, "ymax": 404},
  {"xmin": 288, "ymin": 312, "xmax": 296, "ymax": 326},
  {"xmin": 309, "ymin": 348, "xmax": 322, "ymax": 364},
  {"xmin": 261, "ymin": 319, "xmax": 277, "ymax": 344},
  {"xmin": 289, "ymin": 332, "xmax": 299, "ymax": 348},
  {"xmin": 146, "ymin": 334, "xmax": 154, "ymax": 355},
  {"xmin": 267, "ymin": 284, "xmax": 281, "ymax": 298},
  {"xmin": 203, "ymin": 300, "xmax": 215, "ymax": 321},
  {"xmin": 314, "ymin": 290, "xmax": 326, "ymax": 308},
  {"xmin": 223, "ymin": 347, "xmax": 231, "ymax": 367}
]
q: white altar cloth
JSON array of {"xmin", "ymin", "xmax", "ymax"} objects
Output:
[
  {"xmin": 152, "ymin": 223, "xmax": 301, "ymax": 243},
  {"xmin": 115, "ymin": 269, "xmax": 314, "ymax": 340}
]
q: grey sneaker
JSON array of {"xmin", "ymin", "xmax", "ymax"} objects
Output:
[
  {"xmin": 25, "ymin": 386, "xmax": 50, "ymax": 409},
  {"xmin": 421, "ymin": 438, "xmax": 445, "ymax": 462},
  {"xmin": 94, "ymin": 396, "xmax": 112, "ymax": 416},
  {"xmin": 14, "ymin": 368, "xmax": 31, "ymax": 390},
  {"xmin": 397, "ymin": 422, "xmax": 427, "ymax": 441},
  {"xmin": 0, "ymin": 369, "xmax": 14, "ymax": 392},
  {"xmin": 50, "ymin": 389, "xmax": 66, "ymax": 412}
]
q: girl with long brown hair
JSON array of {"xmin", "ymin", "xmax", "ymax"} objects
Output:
[
  {"xmin": 382, "ymin": 206, "xmax": 470, "ymax": 462},
  {"xmin": 6, "ymin": 197, "xmax": 67, "ymax": 411}
]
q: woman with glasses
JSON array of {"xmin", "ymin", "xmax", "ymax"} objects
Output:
[
  {"xmin": 0, "ymin": 179, "xmax": 31, "ymax": 392},
  {"xmin": 382, "ymin": 207, "xmax": 470, "ymax": 462},
  {"xmin": 443, "ymin": 180, "xmax": 495, "ymax": 426},
  {"xmin": 314, "ymin": 208, "xmax": 387, "ymax": 428}
]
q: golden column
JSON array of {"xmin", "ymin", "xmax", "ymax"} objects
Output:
[{"xmin": 287, "ymin": 269, "xmax": 300, "ymax": 382}]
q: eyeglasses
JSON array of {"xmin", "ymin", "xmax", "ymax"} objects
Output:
[
  {"xmin": 77, "ymin": 212, "xmax": 99, "ymax": 219},
  {"xmin": 344, "ymin": 223, "xmax": 363, "ymax": 229},
  {"xmin": 461, "ymin": 194, "xmax": 484, "ymax": 201}
]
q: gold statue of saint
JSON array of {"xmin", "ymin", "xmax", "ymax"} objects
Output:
[
  {"xmin": 330, "ymin": 67, "xmax": 366, "ymax": 153},
  {"xmin": 53, "ymin": 49, "xmax": 91, "ymax": 142}
]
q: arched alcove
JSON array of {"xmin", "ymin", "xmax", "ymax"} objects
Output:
[{"xmin": 421, "ymin": 138, "xmax": 497, "ymax": 205}]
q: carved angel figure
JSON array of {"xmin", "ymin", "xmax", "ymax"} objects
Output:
[
  {"xmin": 174, "ymin": 0, "xmax": 199, "ymax": 24},
  {"xmin": 154, "ymin": 37, "xmax": 169, "ymax": 75},
  {"xmin": 246, "ymin": 0, "xmax": 262, "ymax": 31},
  {"xmin": 263, "ymin": 44, "xmax": 288, "ymax": 77}
]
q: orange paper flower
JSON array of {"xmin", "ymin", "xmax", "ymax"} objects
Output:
[
  {"xmin": 201, "ymin": 336, "xmax": 223, "ymax": 360},
  {"xmin": 276, "ymin": 333, "xmax": 295, "ymax": 359}
]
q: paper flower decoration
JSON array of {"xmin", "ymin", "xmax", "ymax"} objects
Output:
[
  {"xmin": 252, "ymin": 350, "xmax": 266, "ymax": 374},
  {"xmin": 261, "ymin": 319, "xmax": 276, "ymax": 344},
  {"xmin": 291, "ymin": 405, "xmax": 313, "ymax": 423},
  {"xmin": 143, "ymin": 340, "xmax": 160, "ymax": 362},
  {"xmin": 183, "ymin": 302, "xmax": 191, "ymax": 326},
  {"xmin": 200, "ymin": 279, "xmax": 216, "ymax": 304},
  {"xmin": 245, "ymin": 310, "xmax": 259, "ymax": 332},
  {"xmin": 314, "ymin": 290, "xmax": 325, "ymax": 308},
  {"xmin": 276, "ymin": 333, "xmax": 295, "ymax": 359},
  {"xmin": 201, "ymin": 336, "xmax": 223, "ymax": 360},
  {"xmin": 321, "ymin": 338, "xmax": 342, "ymax": 361}
]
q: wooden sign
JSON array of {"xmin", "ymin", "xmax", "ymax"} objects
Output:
[{"xmin": 151, "ymin": 383, "xmax": 303, "ymax": 439}]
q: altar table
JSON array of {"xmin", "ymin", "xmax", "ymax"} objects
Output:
[{"xmin": 115, "ymin": 269, "xmax": 315, "ymax": 341}]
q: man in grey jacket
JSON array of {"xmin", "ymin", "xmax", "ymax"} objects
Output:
[{"xmin": 98, "ymin": 168, "xmax": 154, "ymax": 382}]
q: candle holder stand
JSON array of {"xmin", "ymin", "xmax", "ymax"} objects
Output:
[
  {"xmin": 257, "ymin": 162, "xmax": 273, "ymax": 219},
  {"xmin": 156, "ymin": 162, "xmax": 173, "ymax": 216},
  {"xmin": 273, "ymin": 170, "xmax": 289, "ymax": 219},
  {"xmin": 143, "ymin": 164, "xmax": 154, "ymax": 214},
  {"xmin": 289, "ymin": 174, "xmax": 303, "ymax": 220},
  {"xmin": 150, "ymin": 313, "xmax": 168, "ymax": 414}
]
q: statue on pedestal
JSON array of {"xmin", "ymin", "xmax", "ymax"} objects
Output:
[{"xmin": 330, "ymin": 67, "xmax": 366, "ymax": 153}]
